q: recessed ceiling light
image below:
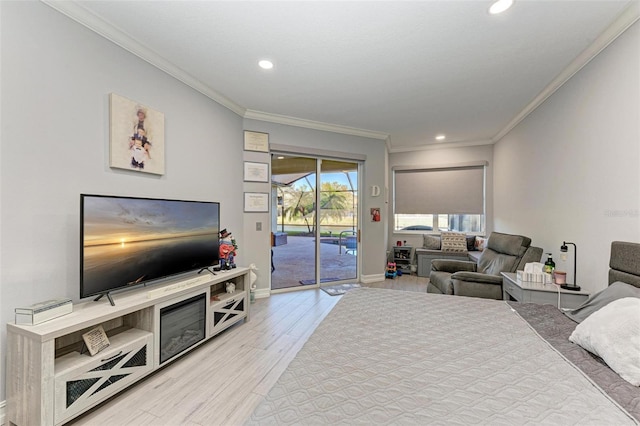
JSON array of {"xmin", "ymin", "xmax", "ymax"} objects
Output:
[
  {"xmin": 277, "ymin": 156, "xmax": 284, "ymax": 160},
  {"xmin": 258, "ymin": 60, "xmax": 274, "ymax": 70},
  {"xmin": 489, "ymin": 0, "xmax": 514, "ymax": 15},
  {"xmin": 435, "ymin": 135, "xmax": 446, "ymax": 141}
]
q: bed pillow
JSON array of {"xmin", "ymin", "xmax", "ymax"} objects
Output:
[
  {"xmin": 569, "ymin": 297, "xmax": 640, "ymax": 386},
  {"xmin": 564, "ymin": 281, "xmax": 640, "ymax": 323},
  {"xmin": 440, "ymin": 232, "xmax": 468, "ymax": 253},
  {"xmin": 423, "ymin": 234, "xmax": 441, "ymax": 250}
]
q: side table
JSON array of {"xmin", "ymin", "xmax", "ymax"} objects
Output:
[{"xmin": 501, "ymin": 272, "xmax": 590, "ymax": 309}]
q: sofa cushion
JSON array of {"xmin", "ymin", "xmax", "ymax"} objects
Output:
[
  {"xmin": 441, "ymin": 232, "xmax": 468, "ymax": 253},
  {"xmin": 423, "ymin": 234, "xmax": 441, "ymax": 250},
  {"xmin": 486, "ymin": 232, "xmax": 531, "ymax": 256},
  {"xmin": 452, "ymin": 277, "xmax": 504, "ymax": 300},
  {"xmin": 478, "ymin": 249, "xmax": 518, "ymax": 275},
  {"xmin": 466, "ymin": 235, "xmax": 476, "ymax": 251}
]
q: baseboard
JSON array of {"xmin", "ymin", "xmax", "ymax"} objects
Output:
[
  {"xmin": 254, "ymin": 287, "xmax": 271, "ymax": 299},
  {"xmin": 360, "ymin": 273, "xmax": 385, "ymax": 284},
  {"xmin": 1, "ymin": 399, "xmax": 6, "ymax": 426}
]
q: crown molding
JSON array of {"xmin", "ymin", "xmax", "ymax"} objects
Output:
[
  {"xmin": 41, "ymin": 0, "xmax": 247, "ymax": 117},
  {"xmin": 244, "ymin": 109, "xmax": 390, "ymax": 141},
  {"xmin": 42, "ymin": 0, "xmax": 639, "ymax": 151},
  {"xmin": 385, "ymin": 136, "xmax": 393, "ymax": 153},
  {"xmin": 493, "ymin": 2, "xmax": 640, "ymax": 143},
  {"xmin": 390, "ymin": 139, "xmax": 494, "ymax": 154}
]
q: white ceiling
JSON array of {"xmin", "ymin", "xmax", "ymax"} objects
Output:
[{"xmin": 53, "ymin": 1, "xmax": 638, "ymax": 151}]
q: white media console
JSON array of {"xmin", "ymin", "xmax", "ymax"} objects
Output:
[{"xmin": 5, "ymin": 267, "xmax": 250, "ymax": 425}]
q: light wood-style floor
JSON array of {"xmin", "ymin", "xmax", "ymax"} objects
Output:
[{"xmin": 70, "ymin": 275, "xmax": 428, "ymax": 426}]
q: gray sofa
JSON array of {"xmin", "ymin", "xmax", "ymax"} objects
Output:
[
  {"xmin": 428, "ymin": 232, "xmax": 543, "ymax": 300},
  {"xmin": 416, "ymin": 234, "xmax": 481, "ymax": 277}
]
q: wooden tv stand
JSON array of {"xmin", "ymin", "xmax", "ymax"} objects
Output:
[{"xmin": 5, "ymin": 267, "xmax": 250, "ymax": 426}]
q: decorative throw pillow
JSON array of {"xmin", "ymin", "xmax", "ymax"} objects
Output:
[
  {"xmin": 423, "ymin": 234, "xmax": 441, "ymax": 250},
  {"xmin": 440, "ymin": 232, "xmax": 468, "ymax": 253},
  {"xmin": 466, "ymin": 235, "xmax": 476, "ymax": 251},
  {"xmin": 474, "ymin": 236, "xmax": 487, "ymax": 251},
  {"xmin": 569, "ymin": 297, "xmax": 640, "ymax": 386}
]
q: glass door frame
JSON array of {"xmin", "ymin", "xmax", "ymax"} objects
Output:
[
  {"xmin": 270, "ymin": 152, "xmax": 362, "ymax": 293},
  {"xmin": 317, "ymin": 158, "xmax": 360, "ymax": 286}
]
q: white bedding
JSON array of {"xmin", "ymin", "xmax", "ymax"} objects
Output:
[{"xmin": 249, "ymin": 287, "xmax": 636, "ymax": 425}]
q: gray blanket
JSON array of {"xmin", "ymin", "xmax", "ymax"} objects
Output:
[
  {"xmin": 510, "ymin": 301, "xmax": 640, "ymax": 420},
  {"xmin": 249, "ymin": 288, "xmax": 636, "ymax": 425}
]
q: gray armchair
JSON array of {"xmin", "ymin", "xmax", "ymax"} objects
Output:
[{"xmin": 428, "ymin": 232, "xmax": 543, "ymax": 300}]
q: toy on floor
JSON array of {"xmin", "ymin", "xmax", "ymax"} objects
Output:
[{"xmin": 385, "ymin": 262, "xmax": 397, "ymax": 279}]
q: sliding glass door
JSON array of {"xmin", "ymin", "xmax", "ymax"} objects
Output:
[
  {"xmin": 319, "ymin": 160, "xmax": 358, "ymax": 283},
  {"xmin": 271, "ymin": 155, "xmax": 359, "ymax": 291}
]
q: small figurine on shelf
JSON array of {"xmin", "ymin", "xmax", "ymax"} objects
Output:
[
  {"xmin": 385, "ymin": 262, "xmax": 397, "ymax": 279},
  {"xmin": 225, "ymin": 281, "xmax": 236, "ymax": 294},
  {"xmin": 219, "ymin": 229, "xmax": 238, "ymax": 270}
]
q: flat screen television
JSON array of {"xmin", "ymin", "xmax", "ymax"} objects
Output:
[{"xmin": 80, "ymin": 194, "xmax": 220, "ymax": 303}]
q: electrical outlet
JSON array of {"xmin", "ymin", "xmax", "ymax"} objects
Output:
[{"xmin": 256, "ymin": 222, "xmax": 262, "ymax": 231}]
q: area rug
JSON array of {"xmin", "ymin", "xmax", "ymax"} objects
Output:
[
  {"xmin": 299, "ymin": 277, "xmax": 340, "ymax": 285},
  {"xmin": 320, "ymin": 283, "xmax": 361, "ymax": 296}
]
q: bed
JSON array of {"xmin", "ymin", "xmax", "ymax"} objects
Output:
[{"xmin": 249, "ymin": 242, "xmax": 640, "ymax": 425}]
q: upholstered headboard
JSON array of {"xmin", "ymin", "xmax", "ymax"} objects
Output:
[{"xmin": 609, "ymin": 241, "xmax": 640, "ymax": 288}]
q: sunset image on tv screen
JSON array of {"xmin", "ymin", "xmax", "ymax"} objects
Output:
[{"xmin": 81, "ymin": 195, "xmax": 220, "ymax": 298}]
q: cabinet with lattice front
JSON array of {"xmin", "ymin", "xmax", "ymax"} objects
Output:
[
  {"xmin": 53, "ymin": 328, "xmax": 153, "ymax": 424},
  {"xmin": 5, "ymin": 267, "xmax": 250, "ymax": 426},
  {"xmin": 209, "ymin": 274, "xmax": 247, "ymax": 335}
]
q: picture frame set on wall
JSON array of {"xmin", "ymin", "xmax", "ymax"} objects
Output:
[{"xmin": 243, "ymin": 131, "xmax": 270, "ymax": 213}]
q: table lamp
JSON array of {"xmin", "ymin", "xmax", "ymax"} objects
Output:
[{"xmin": 560, "ymin": 241, "xmax": 581, "ymax": 291}]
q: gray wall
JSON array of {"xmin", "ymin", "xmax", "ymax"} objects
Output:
[
  {"xmin": 388, "ymin": 144, "xmax": 494, "ymax": 249},
  {"xmin": 493, "ymin": 21, "xmax": 640, "ymax": 293},
  {"xmin": 243, "ymin": 119, "xmax": 388, "ymax": 285},
  {"xmin": 0, "ymin": 2, "xmax": 244, "ymax": 400}
]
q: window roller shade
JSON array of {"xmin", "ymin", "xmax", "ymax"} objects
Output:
[{"xmin": 395, "ymin": 166, "xmax": 484, "ymax": 214}]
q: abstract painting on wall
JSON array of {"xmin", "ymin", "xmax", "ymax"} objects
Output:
[{"xmin": 110, "ymin": 93, "xmax": 165, "ymax": 175}]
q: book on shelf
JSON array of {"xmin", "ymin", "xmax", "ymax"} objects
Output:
[{"xmin": 15, "ymin": 298, "xmax": 73, "ymax": 325}]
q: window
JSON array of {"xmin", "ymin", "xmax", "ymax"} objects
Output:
[{"xmin": 393, "ymin": 164, "xmax": 486, "ymax": 233}]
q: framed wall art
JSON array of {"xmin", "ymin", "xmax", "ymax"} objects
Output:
[
  {"xmin": 243, "ymin": 130, "xmax": 269, "ymax": 152},
  {"xmin": 244, "ymin": 192, "xmax": 269, "ymax": 213},
  {"xmin": 110, "ymin": 93, "xmax": 165, "ymax": 175},
  {"xmin": 371, "ymin": 207, "xmax": 381, "ymax": 222},
  {"xmin": 244, "ymin": 161, "xmax": 269, "ymax": 182}
]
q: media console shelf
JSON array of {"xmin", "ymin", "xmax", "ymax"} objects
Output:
[{"xmin": 5, "ymin": 267, "xmax": 250, "ymax": 426}]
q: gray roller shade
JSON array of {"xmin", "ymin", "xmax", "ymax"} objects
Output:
[{"xmin": 394, "ymin": 166, "xmax": 484, "ymax": 214}]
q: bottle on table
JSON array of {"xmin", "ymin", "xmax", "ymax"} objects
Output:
[{"xmin": 544, "ymin": 253, "xmax": 556, "ymax": 284}]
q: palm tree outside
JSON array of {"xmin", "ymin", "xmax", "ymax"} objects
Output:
[{"xmin": 280, "ymin": 181, "xmax": 354, "ymax": 235}]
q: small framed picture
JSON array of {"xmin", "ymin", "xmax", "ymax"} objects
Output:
[
  {"xmin": 244, "ymin": 161, "xmax": 269, "ymax": 182},
  {"xmin": 371, "ymin": 207, "xmax": 381, "ymax": 222},
  {"xmin": 244, "ymin": 131, "xmax": 269, "ymax": 152},
  {"xmin": 244, "ymin": 192, "xmax": 269, "ymax": 213},
  {"xmin": 81, "ymin": 325, "xmax": 111, "ymax": 356}
]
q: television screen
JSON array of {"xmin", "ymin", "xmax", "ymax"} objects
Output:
[{"xmin": 80, "ymin": 194, "xmax": 220, "ymax": 299}]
